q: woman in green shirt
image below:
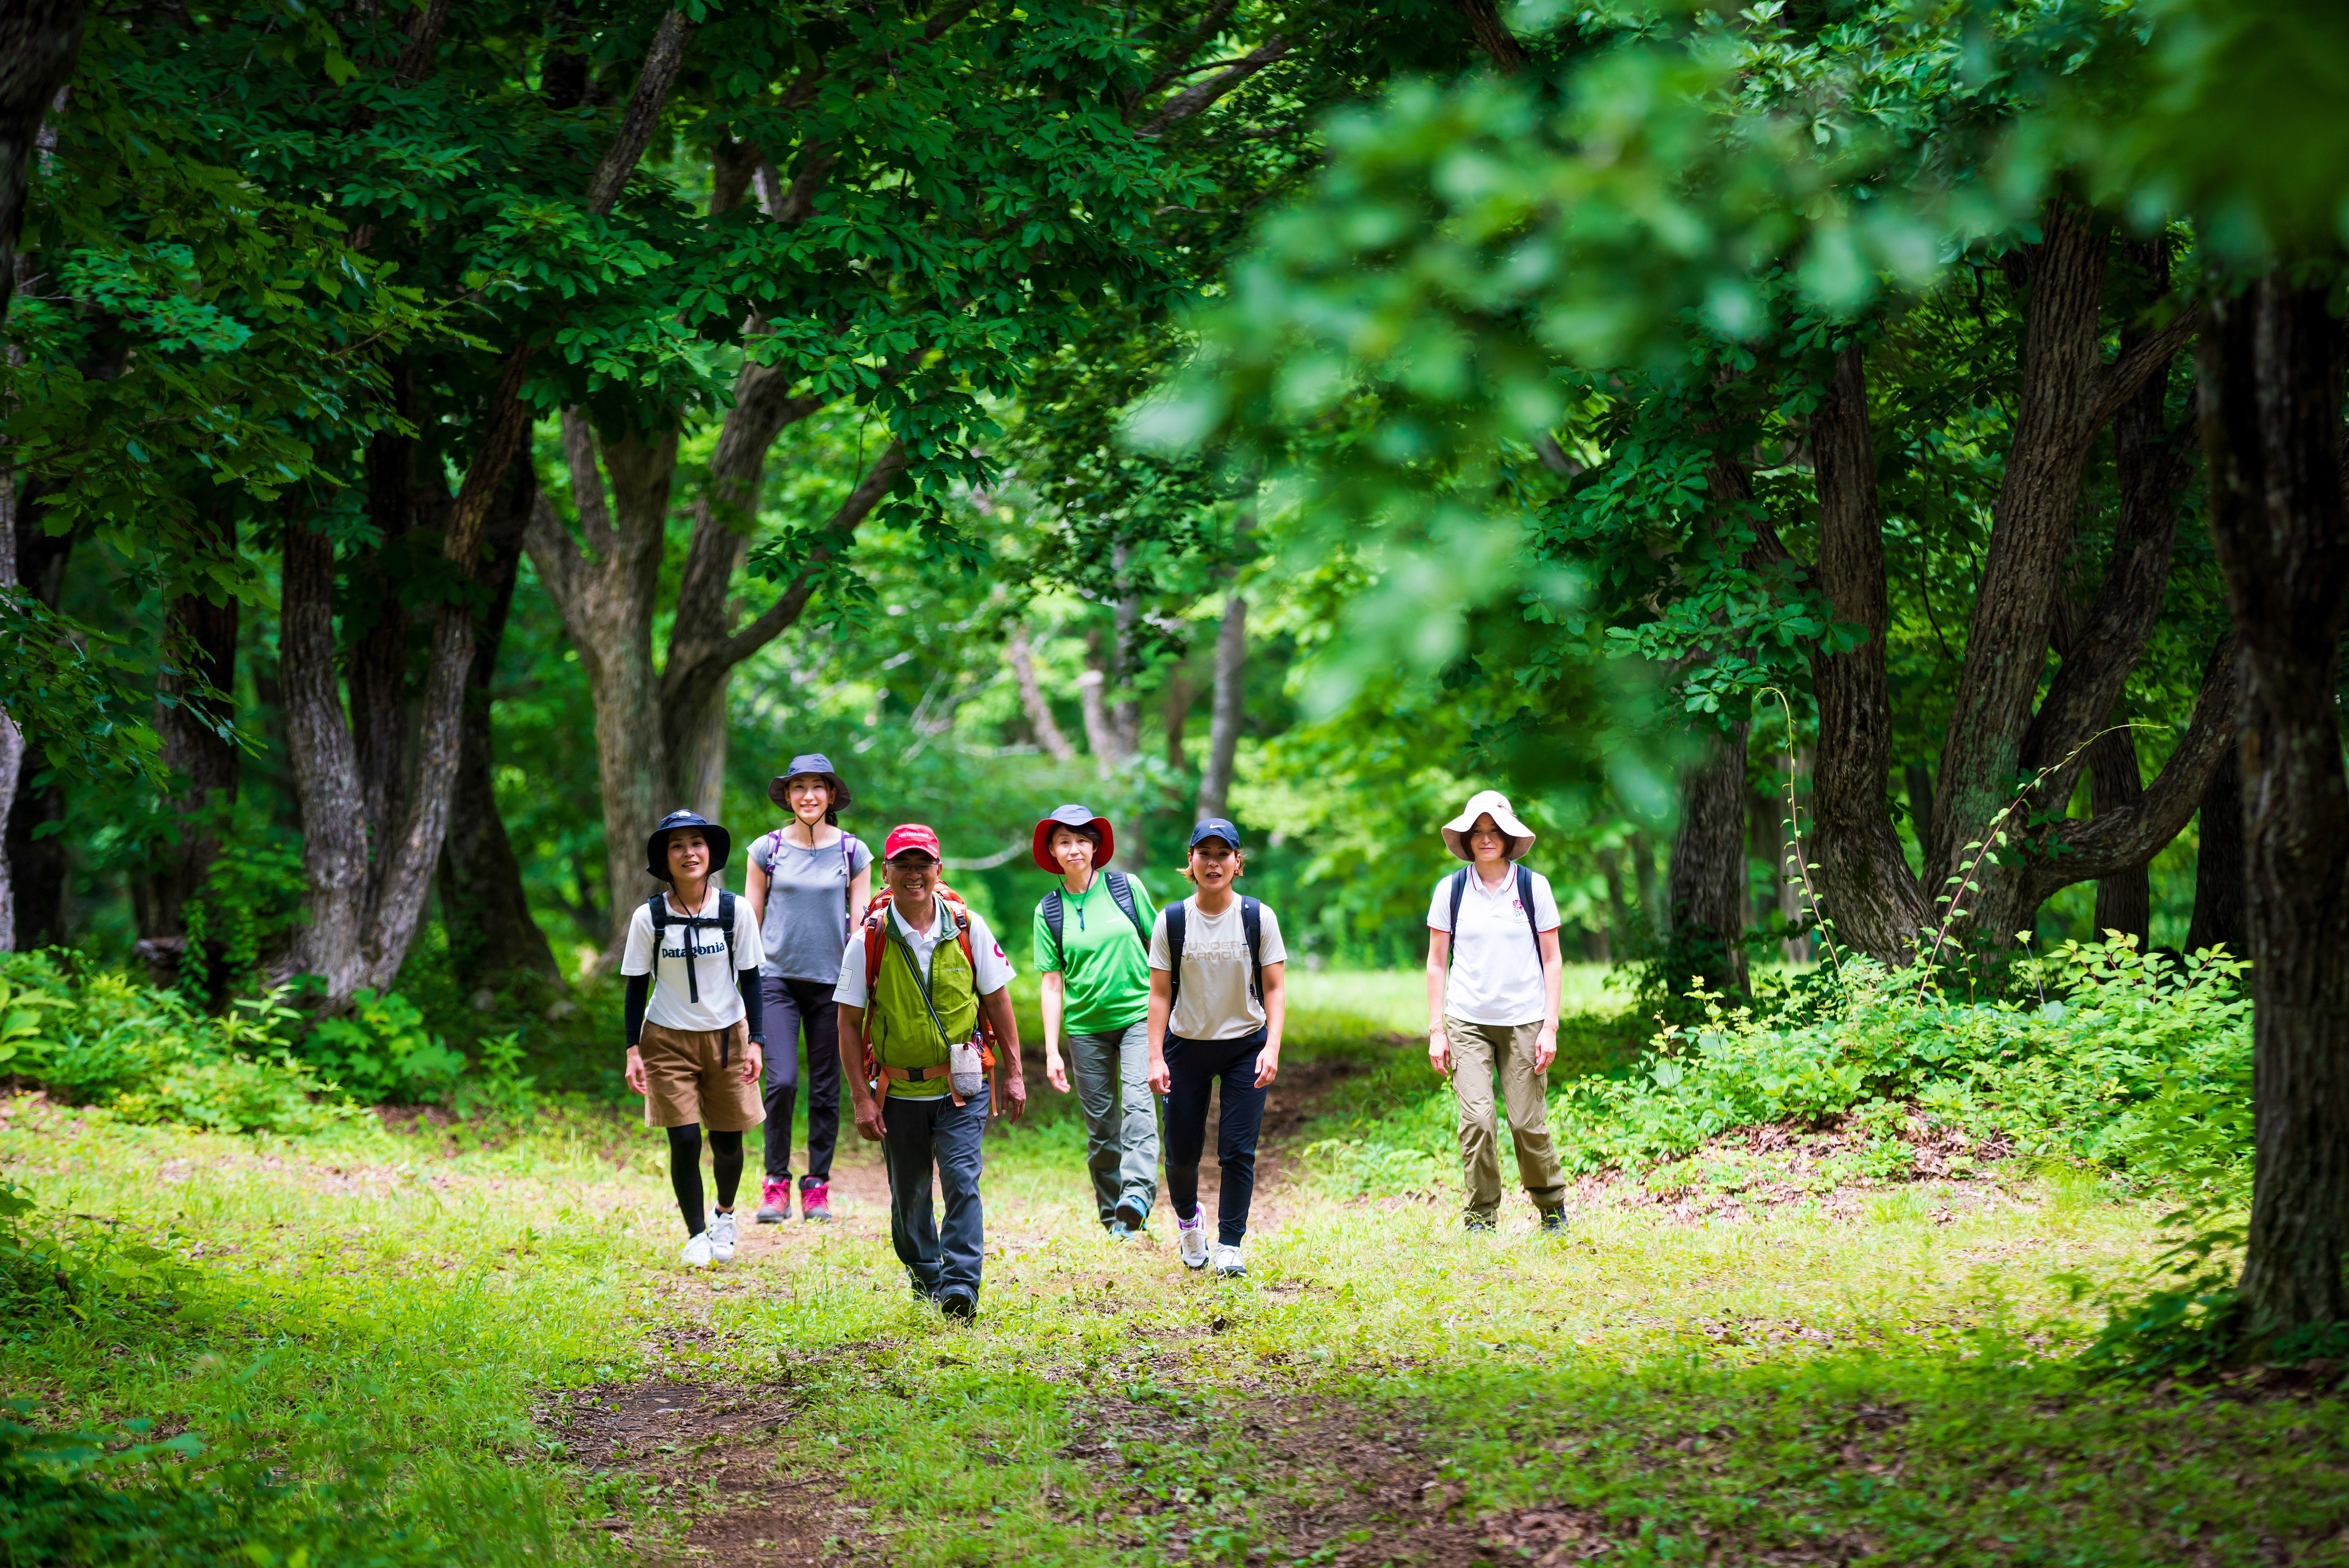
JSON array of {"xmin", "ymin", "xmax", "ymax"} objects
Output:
[{"xmin": 1031, "ymin": 804, "xmax": 1159, "ymax": 1236}]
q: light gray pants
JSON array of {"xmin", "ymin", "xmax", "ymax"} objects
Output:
[{"xmin": 1066, "ymin": 1020, "xmax": 1159, "ymax": 1226}]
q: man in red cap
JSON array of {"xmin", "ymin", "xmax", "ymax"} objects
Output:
[{"xmin": 835, "ymin": 824, "xmax": 1025, "ymax": 1317}]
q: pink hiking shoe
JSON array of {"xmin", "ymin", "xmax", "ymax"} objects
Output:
[
  {"xmin": 755, "ymin": 1178, "xmax": 790, "ymax": 1224},
  {"xmin": 799, "ymin": 1179, "xmax": 832, "ymax": 1223}
]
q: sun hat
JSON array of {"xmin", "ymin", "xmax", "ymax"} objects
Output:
[
  {"xmin": 1441, "ymin": 790, "xmax": 1534, "ymax": 862},
  {"xmin": 1031, "ymin": 804, "xmax": 1116, "ymax": 873},
  {"xmin": 881, "ymin": 823, "xmax": 944, "ymax": 863},
  {"xmin": 646, "ymin": 808, "xmax": 733, "ymax": 882},
  {"xmin": 1188, "ymin": 817, "xmax": 1243, "ymax": 851},
  {"xmin": 768, "ymin": 752, "xmax": 852, "ymax": 817}
]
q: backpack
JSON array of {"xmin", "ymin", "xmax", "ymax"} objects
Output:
[
  {"xmin": 1162, "ymin": 895, "xmax": 1263, "ymax": 1029},
  {"xmin": 856, "ymin": 883, "xmax": 999, "ymax": 1112},
  {"xmin": 1038, "ymin": 869, "xmax": 1149, "ymax": 969},
  {"xmin": 1444, "ymin": 864, "xmax": 1542, "ymax": 954},
  {"xmin": 644, "ymin": 889, "xmax": 740, "ymax": 1062},
  {"xmin": 759, "ymin": 826, "xmax": 860, "ymax": 940}
]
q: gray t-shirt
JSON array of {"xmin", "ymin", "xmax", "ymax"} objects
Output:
[{"xmin": 748, "ymin": 827, "xmax": 872, "ymax": 981}]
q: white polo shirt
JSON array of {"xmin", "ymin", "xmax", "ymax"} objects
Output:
[{"xmin": 1427, "ymin": 866, "xmax": 1559, "ymax": 1027}]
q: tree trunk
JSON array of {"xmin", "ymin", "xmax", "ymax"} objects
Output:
[
  {"xmin": 1451, "ymin": 0, "xmax": 1525, "ymax": 72},
  {"xmin": 1629, "ymin": 828, "xmax": 1662, "ymax": 934},
  {"xmin": 1197, "ymin": 588, "xmax": 1246, "ymax": 822},
  {"xmin": 2085, "ymin": 727, "xmax": 2150, "ymax": 946},
  {"xmin": 1807, "ymin": 342, "xmax": 1932, "ymax": 963},
  {"xmin": 281, "ymin": 517, "xmax": 372, "ymax": 1000},
  {"xmin": 1078, "ymin": 626, "xmax": 1118, "ymax": 778},
  {"xmin": 2186, "ymin": 741, "xmax": 2247, "ymax": 959},
  {"xmin": 437, "ymin": 462, "xmax": 559, "ymax": 994},
  {"xmin": 1903, "ymin": 764, "xmax": 1934, "ymax": 869},
  {"xmin": 351, "ymin": 430, "xmax": 418, "ymax": 906},
  {"xmin": 1110, "ymin": 545, "xmax": 1141, "ymax": 762},
  {"xmin": 1007, "ymin": 622, "xmax": 1074, "ymax": 761},
  {"xmin": 0, "ymin": 1, "xmax": 83, "ymax": 324},
  {"xmin": 1668, "ymin": 721, "xmax": 1749, "ymax": 995},
  {"xmin": 1932, "ymin": 204, "xmax": 2110, "ymax": 891},
  {"xmin": 1163, "ymin": 669, "xmax": 1193, "ymax": 772},
  {"xmin": 131, "ymin": 577, "xmax": 240, "ymax": 988},
  {"xmin": 3, "ymin": 476, "xmax": 70, "ymax": 949},
  {"xmin": 0, "ymin": 474, "xmax": 22, "ymax": 949},
  {"xmin": 2201, "ymin": 275, "xmax": 2349, "ymax": 1338}
]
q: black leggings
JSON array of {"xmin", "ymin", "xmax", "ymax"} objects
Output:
[{"xmin": 666, "ymin": 1124, "xmax": 744, "ymax": 1238}]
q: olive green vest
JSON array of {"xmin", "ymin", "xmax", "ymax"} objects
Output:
[{"xmin": 869, "ymin": 907, "xmax": 980, "ymax": 1099}]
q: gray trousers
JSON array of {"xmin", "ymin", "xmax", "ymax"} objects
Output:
[
  {"xmin": 1066, "ymin": 1020, "xmax": 1158, "ymax": 1225},
  {"xmin": 881, "ymin": 1091, "xmax": 987, "ymax": 1298}
]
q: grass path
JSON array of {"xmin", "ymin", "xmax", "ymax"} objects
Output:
[{"xmin": 6, "ymin": 1010, "xmax": 2349, "ymax": 1566}]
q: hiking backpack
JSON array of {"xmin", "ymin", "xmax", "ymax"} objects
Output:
[
  {"xmin": 1038, "ymin": 869, "xmax": 1149, "ymax": 969},
  {"xmin": 644, "ymin": 889, "xmax": 741, "ymax": 1062},
  {"xmin": 855, "ymin": 884, "xmax": 1000, "ymax": 1112},
  {"xmin": 758, "ymin": 827, "xmax": 860, "ymax": 940},
  {"xmin": 1162, "ymin": 895, "xmax": 1264, "ymax": 1025}
]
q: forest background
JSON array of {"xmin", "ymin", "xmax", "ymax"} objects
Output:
[{"xmin": 1, "ymin": 0, "xmax": 2347, "ymax": 1343}]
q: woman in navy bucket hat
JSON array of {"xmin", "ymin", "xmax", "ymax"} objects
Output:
[
  {"xmin": 1029, "ymin": 804, "xmax": 1160, "ymax": 1236},
  {"xmin": 743, "ymin": 753, "xmax": 873, "ymax": 1224}
]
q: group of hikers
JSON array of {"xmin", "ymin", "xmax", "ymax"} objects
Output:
[{"xmin": 621, "ymin": 752, "xmax": 1569, "ymax": 1318}]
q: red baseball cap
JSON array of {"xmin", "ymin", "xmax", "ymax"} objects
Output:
[{"xmin": 882, "ymin": 823, "xmax": 943, "ymax": 862}]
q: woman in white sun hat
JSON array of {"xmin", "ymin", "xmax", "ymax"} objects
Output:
[{"xmin": 1425, "ymin": 789, "xmax": 1568, "ymax": 1233}]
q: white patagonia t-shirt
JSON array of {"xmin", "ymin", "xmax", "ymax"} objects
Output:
[
  {"xmin": 834, "ymin": 899, "xmax": 1015, "ymax": 1009},
  {"xmin": 1148, "ymin": 896, "xmax": 1288, "ymax": 1042},
  {"xmin": 1427, "ymin": 866, "xmax": 1559, "ymax": 1026},
  {"xmin": 620, "ymin": 888, "xmax": 766, "ymax": 1034}
]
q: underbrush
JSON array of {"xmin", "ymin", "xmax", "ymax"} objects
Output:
[
  {"xmin": 0, "ymin": 951, "xmax": 547, "ymax": 1136},
  {"xmin": 1309, "ymin": 938, "xmax": 2251, "ymax": 1208}
]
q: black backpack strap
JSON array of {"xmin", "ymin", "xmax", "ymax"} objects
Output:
[
  {"xmin": 1241, "ymin": 896, "xmax": 1263, "ymax": 1005},
  {"xmin": 1104, "ymin": 870, "xmax": 1149, "ymax": 945},
  {"xmin": 1447, "ymin": 868, "xmax": 1468, "ymax": 955},
  {"xmin": 1164, "ymin": 900, "xmax": 1187, "ymax": 1022},
  {"xmin": 1041, "ymin": 888, "xmax": 1065, "ymax": 969},
  {"xmin": 1516, "ymin": 864, "xmax": 1540, "ymax": 949},
  {"xmin": 721, "ymin": 890, "xmax": 737, "ymax": 971}
]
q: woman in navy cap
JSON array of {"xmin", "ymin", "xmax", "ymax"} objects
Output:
[{"xmin": 743, "ymin": 754, "xmax": 873, "ymax": 1223}]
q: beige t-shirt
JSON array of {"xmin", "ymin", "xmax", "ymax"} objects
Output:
[{"xmin": 1147, "ymin": 896, "xmax": 1287, "ymax": 1041}]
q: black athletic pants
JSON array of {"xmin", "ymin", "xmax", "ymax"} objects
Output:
[{"xmin": 760, "ymin": 975, "xmax": 841, "ymax": 1186}]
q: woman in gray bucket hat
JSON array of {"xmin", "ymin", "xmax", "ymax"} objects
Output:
[
  {"xmin": 743, "ymin": 753, "xmax": 873, "ymax": 1224},
  {"xmin": 1425, "ymin": 790, "xmax": 1569, "ymax": 1234}
]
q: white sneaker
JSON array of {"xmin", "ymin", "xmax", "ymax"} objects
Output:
[
  {"xmin": 1177, "ymin": 1216, "xmax": 1210, "ymax": 1271},
  {"xmin": 1211, "ymin": 1242, "xmax": 1246, "ymax": 1278},
  {"xmin": 707, "ymin": 1210, "xmax": 738, "ymax": 1263},
  {"xmin": 679, "ymin": 1231, "xmax": 713, "ymax": 1268}
]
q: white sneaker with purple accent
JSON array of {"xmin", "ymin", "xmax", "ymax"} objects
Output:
[{"xmin": 1177, "ymin": 1214, "xmax": 1209, "ymax": 1271}]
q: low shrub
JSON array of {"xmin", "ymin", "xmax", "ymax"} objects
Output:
[{"xmin": 1311, "ymin": 938, "xmax": 2252, "ymax": 1200}]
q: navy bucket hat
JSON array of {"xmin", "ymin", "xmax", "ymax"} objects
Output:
[
  {"xmin": 645, "ymin": 808, "xmax": 733, "ymax": 882},
  {"xmin": 768, "ymin": 753, "xmax": 852, "ymax": 821}
]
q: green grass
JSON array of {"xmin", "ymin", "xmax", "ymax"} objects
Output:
[{"xmin": 1, "ymin": 970, "xmax": 2339, "ymax": 1566}]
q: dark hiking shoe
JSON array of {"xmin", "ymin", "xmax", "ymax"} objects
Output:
[
  {"xmin": 799, "ymin": 1179, "xmax": 833, "ymax": 1223},
  {"xmin": 939, "ymin": 1287, "xmax": 978, "ymax": 1319},
  {"xmin": 1540, "ymin": 1210, "xmax": 1569, "ymax": 1234},
  {"xmin": 1463, "ymin": 1213, "xmax": 1497, "ymax": 1233},
  {"xmin": 756, "ymin": 1178, "xmax": 791, "ymax": 1224}
]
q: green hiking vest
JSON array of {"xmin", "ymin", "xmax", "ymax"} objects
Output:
[{"xmin": 869, "ymin": 911, "xmax": 980, "ymax": 1099}]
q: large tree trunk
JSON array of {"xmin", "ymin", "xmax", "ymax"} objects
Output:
[
  {"xmin": 131, "ymin": 575, "xmax": 240, "ymax": 989},
  {"xmin": 281, "ymin": 518, "xmax": 372, "ymax": 1000},
  {"xmin": 1668, "ymin": 721, "xmax": 1749, "ymax": 995},
  {"xmin": 3, "ymin": 478, "xmax": 70, "ymax": 949},
  {"xmin": 438, "ymin": 462, "xmax": 558, "ymax": 994},
  {"xmin": 1197, "ymin": 588, "xmax": 1246, "ymax": 821},
  {"xmin": 2085, "ymin": 727, "xmax": 2150, "ymax": 946},
  {"xmin": 1806, "ymin": 343, "xmax": 1932, "ymax": 962},
  {"xmin": 1078, "ymin": 627, "xmax": 1119, "ymax": 777},
  {"xmin": 0, "ymin": 0, "xmax": 82, "ymax": 324},
  {"xmin": 2186, "ymin": 742, "xmax": 2247, "ymax": 959},
  {"xmin": 2201, "ymin": 277, "xmax": 2349, "ymax": 1338},
  {"xmin": 0, "ymin": 475, "xmax": 23, "ymax": 950}
]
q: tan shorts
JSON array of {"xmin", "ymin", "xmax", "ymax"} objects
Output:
[{"xmin": 639, "ymin": 1020, "xmax": 764, "ymax": 1131}]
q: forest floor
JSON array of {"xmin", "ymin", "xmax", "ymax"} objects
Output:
[{"xmin": 6, "ymin": 995, "xmax": 2349, "ymax": 1567}]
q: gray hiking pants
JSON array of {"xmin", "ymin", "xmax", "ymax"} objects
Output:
[{"xmin": 1066, "ymin": 1020, "xmax": 1159, "ymax": 1226}]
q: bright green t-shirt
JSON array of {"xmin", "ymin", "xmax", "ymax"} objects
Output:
[{"xmin": 1031, "ymin": 873, "xmax": 1157, "ymax": 1035}]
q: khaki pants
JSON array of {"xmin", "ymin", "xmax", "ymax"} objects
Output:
[
  {"xmin": 639, "ymin": 1020, "xmax": 764, "ymax": 1131},
  {"xmin": 1445, "ymin": 1017, "xmax": 1565, "ymax": 1219}
]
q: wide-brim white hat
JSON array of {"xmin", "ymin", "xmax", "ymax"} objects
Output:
[{"xmin": 1441, "ymin": 790, "xmax": 1534, "ymax": 862}]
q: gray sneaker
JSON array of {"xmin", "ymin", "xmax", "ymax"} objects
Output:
[
  {"xmin": 1211, "ymin": 1242, "xmax": 1246, "ymax": 1279},
  {"xmin": 1177, "ymin": 1215, "xmax": 1210, "ymax": 1270}
]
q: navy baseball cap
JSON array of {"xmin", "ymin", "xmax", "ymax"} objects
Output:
[{"xmin": 1188, "ymin": 817, "xmax": 1242, "ymax": 850}]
